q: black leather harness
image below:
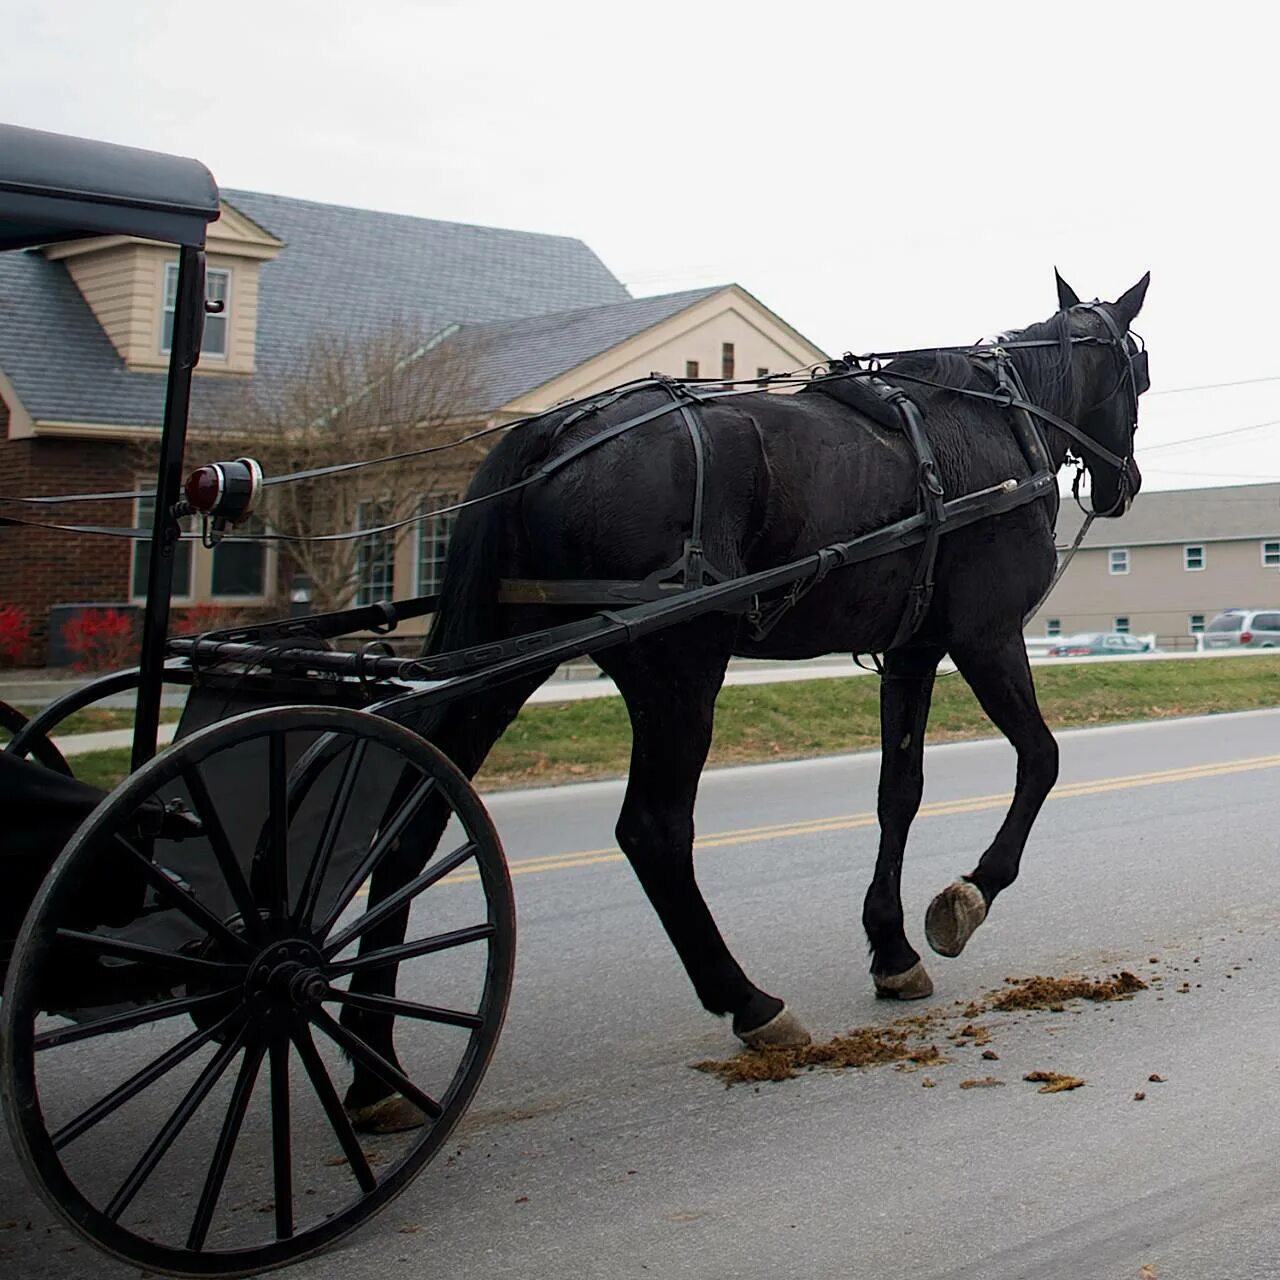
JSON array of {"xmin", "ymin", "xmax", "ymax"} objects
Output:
[{"xmin": 499, "ymin": 339, "xmax": 1087, "ymax": 649}]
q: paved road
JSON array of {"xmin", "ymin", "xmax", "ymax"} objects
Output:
[{"xmin": 4, "ymin": 709, "xmax": 1280, "ymax": 1278}]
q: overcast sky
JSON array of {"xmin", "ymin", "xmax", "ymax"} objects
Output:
[{"xmin": 5, "ymin": 2, "xmax": 1277, "ymax": 492}]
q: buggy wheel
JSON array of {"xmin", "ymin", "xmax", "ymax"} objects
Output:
[
  {"xmin": 1, "ymin": 705, "xmax": 514, "ymax": 1277},
  {"xmin": 0, "ymin": 698, "xmax": 72, "ymax": 775}
]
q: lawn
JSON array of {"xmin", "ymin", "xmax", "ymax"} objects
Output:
[{"xmin": 39, "ymin": 654, "xmax": 1280, "ymax": 795}]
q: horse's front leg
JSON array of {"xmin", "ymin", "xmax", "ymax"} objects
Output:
[
  {"xmin": 864, "ymin": 643, "xmax": 946, "ymax": 1000},
  {"xmin": 924, "ymin": 632, "xmax": 1059, "ymax": 958}
]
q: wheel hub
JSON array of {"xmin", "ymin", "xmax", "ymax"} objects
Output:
[{"xmin": 247, "ymin": 939, "xmax": 329, "ymax": 1011}]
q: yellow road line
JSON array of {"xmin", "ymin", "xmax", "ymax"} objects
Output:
[{"xmin": 432, "ymin": 751, "xmax": 1280, "ymax": 885}]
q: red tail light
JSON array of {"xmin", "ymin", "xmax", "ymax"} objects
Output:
[{"xmin": 1241, "ymin": 631, "xmax": 1253, "ymax": 644}]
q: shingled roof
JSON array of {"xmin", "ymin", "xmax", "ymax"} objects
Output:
[
  {"xmin": 451, "ymin": 285, "xmax": 725, "ymax": 411},
  {"xmin": 1057, "ymin": 482, "xmax": 1280, "ymax": 547},
  {"xmin": 0, "ymin": 189, "xmax": 635, "ymax": 428}
]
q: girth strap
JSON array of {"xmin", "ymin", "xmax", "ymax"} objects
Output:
[{"xmin": 882, "ymin": 383, "xmax": 947, "ymax": 648}]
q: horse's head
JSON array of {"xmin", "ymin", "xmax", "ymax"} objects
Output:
[{"xmin": 1055, "ymin": 270, "xmax": 1151, "ymax": 517}]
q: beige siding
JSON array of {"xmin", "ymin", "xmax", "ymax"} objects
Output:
[
  {"xmin": 62, "ymin": 245, "xmax": 152, "ymax": 364},
  {"xmin": 1028, "ymin": 536, "xmax": 1280, "ymax": 641},
  {"xmin": 503, "ymin": 287, "xmax": 826, "ymax": 413},
  {"xmin": 227, "ymin": 260, "xmax": 260, "ymax": 371}
]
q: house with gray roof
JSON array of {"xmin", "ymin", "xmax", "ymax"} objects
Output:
[
  {"xmin": 1027, "ymin": 482, "xmax": 1280, "ymax": 646},
  {"xmin": 0, "ymin": 189, "xmax": 826, "ymax": 663}
]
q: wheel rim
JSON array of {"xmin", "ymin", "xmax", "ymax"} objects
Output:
[
  {"xmin": 0, "ymin": 698, "xmax": 73, "ymax": 775},
  {"xmin": 1, "ymin": 705, "xmax": 514, "ymax": 1277}
]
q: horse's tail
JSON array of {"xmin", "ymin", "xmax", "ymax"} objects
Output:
[{"xmin": 421, "ymin": 412, "xmax": 564, "ymax": 663}]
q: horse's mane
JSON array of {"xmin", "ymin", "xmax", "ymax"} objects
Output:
[{"xmin": 803, "ymin": 308, "xmax": 1079, "ymax": 433}]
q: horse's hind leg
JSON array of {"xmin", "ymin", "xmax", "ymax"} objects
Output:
[
  {"xmin": 864, "ymin": 643, "xmax": 946, "ymax": 1000},
  {"xmin": 924, "ymin": 632, "xmax": 1059, "ymax": 958},
  {"xmin": 598, "ymin": 622, "xmax": 810, "ymax": 1049},
  {"xmin": 340, "ymin": 672, "xmax": 548, "ymax": 1132}
]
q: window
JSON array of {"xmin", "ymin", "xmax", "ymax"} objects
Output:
[
  {"xmin": 1046, "ymin": 618, "xmax": 1061, "ymax": 637},
  {"xmin": 211, "ymin": 513, "xmax": 268, "ymax": 598},
  {"xmin": 163, "ymin": 262, "xmax": 229, "ymax": 357},
  {"xmin": 1189, "ymin": 614, "xmax": 1205, "ymax": 634},
  {"xmin": 416, "ymin": 494, "xmax": 458, "ymax": 596},
  {"xmin": 1263, "ymin": 541, "xmax": 1280, "ymax": 567},
  {"xmin": 1184, "ymin": 544, "xmax": 1204, "ymax": 571},
  {"xmin": 1114, "ymin": 616, "xmax": 1131, "ymax": 634},
  {"xmin": 685, "ymin": 360, "xmax": 699, "ymax": 379},
  {"xmin": 721, "ymin": 342, "xmax": 735, "ymax": 380},
  {"xmin": 354, "ymin": 501, "xmax": 396, "ymax": 606},
  {"xmin": 756, "ymin": 366, "xmax": 769, "ymax": 378},
  {"xmin": 132, "ymin": 493, "xmax": 193, "ymax": 600},
  {"xmin": 1108, "ymin": 548, "xmax": 1129, "ymax": 575}
]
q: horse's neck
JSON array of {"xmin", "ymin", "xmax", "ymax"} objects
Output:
[{"xmin": 1016, "ymin": 363, "xmax": 1083, "ymax": 474}]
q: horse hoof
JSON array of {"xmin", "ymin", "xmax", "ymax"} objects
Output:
[
  {"xmin": 874, "ymin": 961, "xmax": 934, "ymax": 1000},
  {"xmin": 925, "ymin": 880, "xmax": 988, "ymax": 958},
  {"xmin": 738, "ymin": 1005, "xmax": 811, "ymax": 1049},
  {"xmin": 346, "ymin": 1095, "xmax": 427, "ymax": 1135}
]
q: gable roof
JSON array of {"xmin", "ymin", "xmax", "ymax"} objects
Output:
[
  {"xmin": 1058, "ymin": 482, "xmax": 1280, "ymax": 547},
  {"xmin": 0, "ymin": 190, "xmax": 632, "ymax": 428},
  {"xmin": 218, "ymin": 190, "xmax": 631, "ymax": 383},
  {"xmin": 452, "ymin": 285, "xmax": 725, "ymax": 410}
]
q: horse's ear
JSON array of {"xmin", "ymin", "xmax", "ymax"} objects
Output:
[
  {"xmin": 1055, "ymin": 268, "xmax": 1080, "ymax": 311},
  {"xmin": 1113, "ymin": 272, "xmax": 1151, "ymax": 327}
]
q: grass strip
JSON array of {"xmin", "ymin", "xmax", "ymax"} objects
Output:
[
  {"xmin": 31, "ymin": 654, "xmax": 1280, "ymax": 795},
  {"xmin": 12, "ymin": 705, "xmax": 183, "ymax": 734}
]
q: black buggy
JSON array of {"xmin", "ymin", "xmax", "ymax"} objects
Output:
[{"xmin": 0, "ymin": 125, "xmax": 521, "ymax": 1277}]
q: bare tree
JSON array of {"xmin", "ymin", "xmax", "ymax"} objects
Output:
[{"xmin": 180, "ymin": 326, "xmax": 490, "ymax": 612}]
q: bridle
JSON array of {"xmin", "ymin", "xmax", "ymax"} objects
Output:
[{"xmin": 1068, "ymin": 300, "xmax": 1148, "ymax": 515}]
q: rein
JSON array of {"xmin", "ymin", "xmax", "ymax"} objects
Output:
[{"xmin": 0, "ymin": 322, "xmax": 1140, "ymax": 544}]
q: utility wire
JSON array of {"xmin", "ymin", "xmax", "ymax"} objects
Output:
[
  {"xmin": 1149, "ymin": 373, "xmax": 1280, "ymax": 397},
  {"xmin": 1139, "ymin": 417, "xmax": 1280, "ymax": 453}
]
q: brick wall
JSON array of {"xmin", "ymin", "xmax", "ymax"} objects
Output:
[{"xmin": 0, "ymin": 398, "xmax": 134, "ymax": 665}]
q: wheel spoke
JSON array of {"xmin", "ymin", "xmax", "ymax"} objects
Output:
[
  {"xmin": 290, "ymin": 1022, "xmax": 377, "ymax": 1193},
  {"xmin": 268, "ymin": 731, "xmax": 290, "ymax": 921},
  {"xmin": 325, "ymin": 987, "xmax": 484, "ymax": 1031},
  {"xmin": 328, "ymin": 923, "xmax": 496, "ymax": 978},
  {"xmin": 313, "ymin": 775, "xmax": 438, "ymax": 940},
  {"xmin": 323, "ymin": 841, "xmax": 476, "ymax": 958},
  {"xmin": 119, "ymin": 839, "xmax": 254, "ymax": 956},
  {"xmin": 309, "ymin": 1008, "xmax": 442, "ymax": 1121},
  {"xmin": 104, "ymin": 1026, "xmax": 247, "ymax": 1223},
  {"xmin": 291, "ymin": 737, "xmax": 368, "ymax": 932},
  {"xmin": 187, "ymin": 1040, "xmax": 265, "ymax": 1252},
  {"xmin": 54, "ymin": 929, "xmax": 246, "ymax": 981},
  {"xmin": 269, "ymin": 1031, "xmax": 293, "ymax": 1240},
  {"xmin": 52, "ymin": 1008, "xmax": 240, "ymax": 1150},
  {"xmin": 37, "ymin": 991, "xmax": 233, "ymax": 1051},
  {"xmin": 182, "ymin": 764, "xmax": 267, "ymax": 943}
]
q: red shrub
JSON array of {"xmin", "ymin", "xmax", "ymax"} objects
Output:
[
  {"xmin": 63, "ymin": 608, "xmax": 138, "ymax": 674},
  {"xmin": 0, "ymin": 604, "xmax": 32, "ymax": 666}
]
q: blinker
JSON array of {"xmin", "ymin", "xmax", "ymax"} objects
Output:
[{"xmin": 1132, "ymin": 348, "xmax": 1150, "ymax": 397}]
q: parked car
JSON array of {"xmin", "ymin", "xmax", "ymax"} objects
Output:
[
  {"xmin": 1047, "ymin": 632, "xmax": 1158, "ymax": 657},
  {"xmin": 1201, "ymin": 608, "xmax": 1280, "ymax": 650}
]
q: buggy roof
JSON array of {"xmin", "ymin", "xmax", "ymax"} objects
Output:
[{"xmin": 0, "ymin": 123, "xmax": 219, "ymax": 252}]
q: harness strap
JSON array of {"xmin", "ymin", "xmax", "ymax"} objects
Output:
[{"xmin": 885, "ymin": 387, "xmax": 947, "ymax": 649}]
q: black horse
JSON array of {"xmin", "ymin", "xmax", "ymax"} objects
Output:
[{"xmin": 342, "ymin": 272, "xmax": 1150, "ymax": 1129}]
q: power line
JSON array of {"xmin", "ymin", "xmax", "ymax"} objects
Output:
[
  {"xmin": 1140, "ymin": 417, "xmax": 1280, "ymax": 453},
  {"xmin": 1149, "ymin": 373, "xmax": 1280, "ymax": 397}
]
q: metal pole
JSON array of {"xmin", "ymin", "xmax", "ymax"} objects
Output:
[{"xmin": 132, "ymin": 243, "xmax": 203, "ymax": 770}]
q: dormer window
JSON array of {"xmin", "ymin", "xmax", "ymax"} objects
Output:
[{"xmin": 163, "ymin": 262, "xmax": 229, "ymax": 358}]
